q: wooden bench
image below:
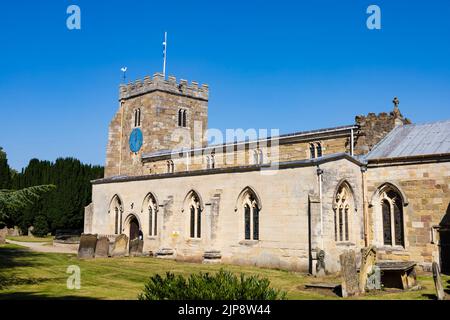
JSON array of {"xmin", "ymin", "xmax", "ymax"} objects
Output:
[{"xmin": 376, "ymin": 261, "xmax": 417, "ymax": 289}]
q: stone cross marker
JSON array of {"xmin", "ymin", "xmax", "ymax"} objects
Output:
[
  {"xmin": 340, "ymin": 250, "xmax": 360, "ymax": 297},
  {"xmin": 78, "ymin": 234, "xmax": 98, "ymax": 259},
  {"xmin": 432, "ymin": 262, "xmax": 445, "ymax": 300},
  {"xmin": 129, "ymin": 239, "xmax": 144, "ymax": 257},
  {"xmin": 359, "ymin": 246, "xmax": 377, "ymax": 293},
  {"xmin": 111, "ymin": 234, "xmax": 128, "ymax": 257},
  {"xmin": 95, "ymin": 236, "xmax": 110, "ymax": 258}
]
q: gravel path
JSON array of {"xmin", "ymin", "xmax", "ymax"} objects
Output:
[{"xmin": 5, "ymin": 239, "xmax": 78, "ymax": 254}]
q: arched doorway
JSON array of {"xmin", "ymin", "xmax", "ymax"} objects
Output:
[{"xmin": 129, "ymin": 216, "xmax": 140, "ymax": 241}]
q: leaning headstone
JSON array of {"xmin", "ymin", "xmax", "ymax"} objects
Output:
[
  {"xmin": 359, "ymin": 246, "xmax": 377, "ymax": 292},
  {"xmin": 0, "ymin": 227, "xmax": 7, "ymax": 244},
  {"xmin": 129, "ymin": 239, "xmax": 144, "ymax": 257},
  {"xmin": 432, "ymin": 262, "xmax": 445, "ymax": 300},
  {"xmin": 340, "ymin": 250, "xmax": 360, "ymax": 297},
  {"xmin": 366, "ymin": 266, "xmax": 381, "ymax": 290},
  {"xmin": 95, "ymin": 236, "xmax": 110, "ymax": 258},
  {"xmin": 111, "ymin": 234, "xmax": 128, "ymax": 257},
  {"xmin": 77, "ymin": 234, "xmax": 98, "ymax": 259}
]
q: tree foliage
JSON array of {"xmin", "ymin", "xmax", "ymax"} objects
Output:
[
  {"xmin": 138, "ymin": 269, "xmax": 287, "ymax": 300},
  {"xmin": 0, "ymin": 185, "xmax": 56, "ymax": 222},
  {"xmin": 0, "ymin": 147, "xmax": 103, "ymax": 233},
  {"xmin": 0, "ymin": 147, "xmax": 11, "ymax": 190}
]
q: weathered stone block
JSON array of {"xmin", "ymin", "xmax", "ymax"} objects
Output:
[
  {"xmin": 78, "ymin": 234, "xmax": 98, "ymax": 259},
  {"xmin": 111, "ymin": 234, "xmax": 128, "ymax": 257},
  {"xmin": 95, "ymin": 236, "xmax": 110, "ymax": 258}
]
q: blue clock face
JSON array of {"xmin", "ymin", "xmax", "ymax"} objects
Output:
[{"xmin": 129, "ymin": 128, "xmax": 143, "ymax": 153}]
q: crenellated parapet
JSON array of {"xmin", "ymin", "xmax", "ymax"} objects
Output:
[{"xmin": 119, "ymin": 72, "xmax": 209, "ymax": 101}]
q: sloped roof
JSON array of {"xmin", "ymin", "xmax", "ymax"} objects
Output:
[{"xmin": 366, "ymin": 119, "xmax": 450, "ymax": 160}]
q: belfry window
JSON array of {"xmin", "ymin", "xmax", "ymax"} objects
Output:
[
  {"xmin": 380, "ymin": 189, "xmax": 405, "ymax": 247},
  {"xmin": 134, "ymin": 109, "xmax": 141, "ymax": 127},
  {"xmin": 178, "ymin": 109, "xmax": 187, "ymax": 127},
  {"xmin": 333, "ymin": 183, "xmax": 354, "ymax": 242}
]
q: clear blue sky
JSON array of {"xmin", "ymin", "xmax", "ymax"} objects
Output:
[{"xmin": 1, "ymin": 0, "xmax": 450, "ymax": 170}]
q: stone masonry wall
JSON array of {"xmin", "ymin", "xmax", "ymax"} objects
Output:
[
  {"xmin": 104, "ymin": 73, "xmax": 208, "ymax": 178},
  {"xmin": 365, "ymin": 162, "xmax": 450, "ymax": 270},
  {"xmin": 353, "ymin": 107, "xmax": 411, "ymax": 155}
]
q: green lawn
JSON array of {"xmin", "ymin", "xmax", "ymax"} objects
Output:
[
  {"xmin": 0, "ymin": 244, "xmax": 448, "ymax": 300},
  {"xmin": 6, "ymin": 236, "xmax": 53, "ymax": 243}
]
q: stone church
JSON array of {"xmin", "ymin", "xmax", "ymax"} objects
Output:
[{"xmin": 84, "ymin": 72, "xmax": 450, "ymax": 274}]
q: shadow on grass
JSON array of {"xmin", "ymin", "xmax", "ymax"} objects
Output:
[
  {"xmin": 0, "ymin": 292, "xmax": 98, "ymax": 300},
  {"xmin": 0, "ymin": 274, "xmax": 53, "ymax": 290},
  {"xmin": 0, "ymin": 245, "xmax": 48, "ymax": 268},
  {"xmin": 421, "ymin": 293, "xmax": 438, "ymax": 300}
]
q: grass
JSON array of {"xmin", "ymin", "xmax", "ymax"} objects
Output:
[
  {"xmin": 6, "ymin": 236, "xmax": 53, "ymax": 243},
  {"xmin": 0, "ymin": 243, "xmax": 449, "ymax": 300}
]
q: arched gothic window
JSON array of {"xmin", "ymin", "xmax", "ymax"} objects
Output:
[
  {"xmin": 145, "ymin": 194, "xmax": 158, "ymax": 236},
  {"xmin": 310, "ymin": 143, "xmax": 316, "ymax": 159},
  {"xmin": 187, "ymin": 192, "xmax": 202, "ymax": 239},
  {"xmin": 380, "ymin": 188, "xmax": 405, "ymax": 247},
  {"xmin": 167, "ymin": 160, "xmax": 174, "ymax": 173},
  {"xmin": 316, "ymin": 143, "xmax": 322, "ymax": 158},
  {"xmin": 333, "ymin": 183, "xmax": 354, "ymax": 242},
  {"xmin": 211, "ymin": 154, "xmax": 215, "ymax": 169},
  {"xmin": 109, "ymin": 195, "xmax": 123, "ymax": 235},
  {"xmin": 240, "ymin": 188, "xmax": 260, "ymax": 241}
]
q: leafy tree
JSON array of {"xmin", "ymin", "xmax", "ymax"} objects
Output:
[
  {"xmin": 0, "ymin": 185, "xmax": 55, "ymax": 225},
  {"xmin": 32, "ymin": 215, "xmax": 49, "ymax": 237},
  {"xmin": 10, "ymin": 158, "xmax": 103, "ymax": 232},
  {"xmin": 0, "ymin": 147, "xmax": 11, "ymax": 190},
  {"xmin": 138, "ymin": 269, "xmax": 287, "ymax": 300}
]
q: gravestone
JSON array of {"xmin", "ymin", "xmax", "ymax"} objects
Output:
[
  {"xmin": 366, "ymin": 266, "xmax": 381, "ymax": 290},
  {"xmin": 432, "ymin": 262, "xmax": 445, "ymax": 300},
  {"xmin": 77, "ymin": 234, "xmax": 98, "ymax": 259},
  {"xmin": 315, "ymin": 249, "xmax": 326, "ymax": 277},
  {"xmin": 359, "ymin": 246, "xmax": 377, "ymax": 292},
  {"xmin": 340, "ymin": 250, "xmax": 360, "ymax": 297},
  {"xmin": 111, "ymin": 234, "xmax": 128, "ymax": 257},
  {"xmin": 0, "ymin": 227, "xmax": 7, "ymax": 244},
  {"xmin": 95, "ymin": 236, "xmax": 110, "ymax": 258},
  {"xmin": 129, "ymin": 239, "xmax": 144, "ymax": 257}
]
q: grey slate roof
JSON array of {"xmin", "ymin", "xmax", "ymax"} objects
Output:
[{"xmin": 366, "ymin": 119, "xmax": 450, "ymax": 160}]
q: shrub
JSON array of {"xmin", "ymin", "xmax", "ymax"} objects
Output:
[
  {"xmin": 32, "ymin": 215, "xmax": 49, "ymax": 237},
  {"xmin": 138, "ymin": 269, "xmax": 286, "ymax": 300}
]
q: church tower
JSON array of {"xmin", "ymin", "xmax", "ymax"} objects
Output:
[{"xmin": 104, "ymin": 73, "xmax": 209, "ymax": 178}]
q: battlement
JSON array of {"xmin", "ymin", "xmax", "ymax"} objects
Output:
[{"xmin": 119, "ymin": 72, "xmax": 209, "ymax": 101}]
